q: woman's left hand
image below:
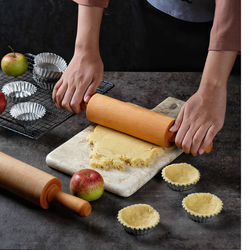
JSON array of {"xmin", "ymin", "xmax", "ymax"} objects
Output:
[{"xmin": 170, "ymin": 83, "xmax": 227, "ymax": 156}]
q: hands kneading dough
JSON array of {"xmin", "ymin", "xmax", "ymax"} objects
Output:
[{"xmin": 87, "ymin": 125, "xmax": 164, "ymax": 170}]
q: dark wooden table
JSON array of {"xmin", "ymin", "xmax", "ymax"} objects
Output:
[{"xmin": 0, "ymin": 72, "xmax": 240, "ymax": 250}]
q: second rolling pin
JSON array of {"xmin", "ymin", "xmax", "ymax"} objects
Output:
[{"xmin": 0, "ymin": 152, "xmax": 91, "ymax": 217}]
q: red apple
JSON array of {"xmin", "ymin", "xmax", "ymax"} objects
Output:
[
  {"xmin": 0, "ymin": 91, "xmax": 7, "ymax": 114},
  {"xmin": 70, "ymin": 169, "xmax": 104, "ymax": 202},
  {"xmin": 1, "ymin": 47, "xmax": 28, "ymax": 77}
]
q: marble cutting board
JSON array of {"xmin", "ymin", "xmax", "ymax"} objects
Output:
[{"xmin": 46, "ymin": 97, "xmax": 185, "ymax": 197}]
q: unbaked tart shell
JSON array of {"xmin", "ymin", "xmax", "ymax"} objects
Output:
[
  {"xmin": 161, "ymin": 163, "xmax": 200, "ymax": 191},
  {"xmin": 182, "ymin": 192, "xmax": 223, "ymax": 223},
  {"xmin": 117, "ymin": 204, "xmax": 160, "ymax": 235}
]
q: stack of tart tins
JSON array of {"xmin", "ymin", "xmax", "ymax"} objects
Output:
[{"xmin": 33, "ymin": 52, "xmax": 67, "ymax": 90}]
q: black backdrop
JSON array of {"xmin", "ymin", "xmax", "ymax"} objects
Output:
[{"xmin": 0, "ymin": 0, "xmax": 240, "ymax": 72}]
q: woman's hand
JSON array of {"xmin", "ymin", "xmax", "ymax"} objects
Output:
[
  {"xmin": 170, "ymin": 51, "xmax": 237, "ymax": 156},
  {"xmin": 170, "ymin": 84, "xmax": 227, "ymax": 156},
  {"xmin": 52, "ymin": 5, "xmax": 104, "ymax": 113},
  {"xmin": 52, "ymin": 53, "xmax": 103, "ymax": 113}
]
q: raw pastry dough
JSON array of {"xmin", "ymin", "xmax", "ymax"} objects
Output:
[
  {"xmin": 182, "ymin": 193, "xmax": 223, "ymax": 217},
  {"xmin": 87, "ymin": 125, "xmax": 164, "ymax": 170},
  {"xmin": 117, "ymin": 204, "xmax": 160, "ymax": 230},
  {"xmin": 162, "ymin": 163, "xmax": 200, "ymax": 186}
]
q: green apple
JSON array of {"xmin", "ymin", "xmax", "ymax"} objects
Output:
[{"xmin": 1, "ymin": 48, "xmax": 28, "ymax": 77}]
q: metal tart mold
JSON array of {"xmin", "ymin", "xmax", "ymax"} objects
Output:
[
  {"xmin": 10, "ymin": 102, "xmax": 46, "ymax": 125},
  {"xmin": 2, "ymin": 81, "xmax": 37, "ymax": 102},
  {"xmin": 32, "ymin": 70, "xmax": 57, "ymax": 90},
  {"xmin": 34, "ymin": 52, "xmax": 67, "ymax": 81},
  {"xmin": 161, "ymin": 163, "xmax": 200, "ymax": 191},
  {"xmin": 117, "ymin": 204, "xmax": 160, "ymax": 235},
  {"xmin": 182, "ymin": 193, "xmax": 223, "ymax": 223}
]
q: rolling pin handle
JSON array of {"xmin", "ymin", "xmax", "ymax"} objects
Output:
[
  {"xmin": 47, "ymin": 185, "xmax": 92, "ymax": 217},
  {"xmin": 205, "ymin": 142, "xmax": 213, "ymax": 153},
  {"xmin": 53, "ymin": 191, "xmax": 92, "ymax": 217}
]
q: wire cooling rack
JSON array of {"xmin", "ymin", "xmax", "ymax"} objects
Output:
[{"xmin": 0, "ymin": 53, "xmax": 114, "ymax": 139}]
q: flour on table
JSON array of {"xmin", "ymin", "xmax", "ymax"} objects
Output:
[{"xmin": 86, "ymin": 125, "xmax": 164, "ymax": 170}]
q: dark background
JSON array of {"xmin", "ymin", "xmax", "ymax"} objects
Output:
[{"xmin": 0, "ymin": 0, "xmax": 240, "ymax": 72}]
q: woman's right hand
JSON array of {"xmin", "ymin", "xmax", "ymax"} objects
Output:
[{"xmin": 52, "ymin": 52, "xmax": 103, "ymax": 114}]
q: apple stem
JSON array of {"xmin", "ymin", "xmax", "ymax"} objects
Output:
[{"xmin": 8, "ymin": 45, "xmax": 16, "ymax": 57}]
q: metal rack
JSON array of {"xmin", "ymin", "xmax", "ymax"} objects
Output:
[{"xmin": 0, "ymin": 53, "xmax": 114, "ymax": 139}]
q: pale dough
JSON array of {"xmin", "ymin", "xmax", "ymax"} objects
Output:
[
  {"xmin": 162, "ymin": 163, "xmax": 200, "ymax": 185},
  {"xmin": 118, "ymin": 204, "xmax": 160, "ymax": 229},
  {"xmin": 87, "ymin": 125, "xmax": 164, "ymax": 170},
  {"xmin": 182, "ymin": 193, "xmax": 223, "ymax": 216}
]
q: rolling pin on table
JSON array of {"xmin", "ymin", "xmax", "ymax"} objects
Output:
[{"xmin": 0, "ymin": 152, "xmax": 91, "ymax": 217}]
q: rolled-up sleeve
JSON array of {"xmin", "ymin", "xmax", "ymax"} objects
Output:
[
  {"xmin": 209, "ymin": 0, "xmax": 241, "ymax": 52},
  {"xmin": 73, "ymin": 0, "xmax": 109, "ymax": 8}
]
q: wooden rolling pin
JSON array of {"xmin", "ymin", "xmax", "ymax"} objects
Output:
[
  {"xmin": 86, "ymin": 94, "xmax": 212, "ymax": 153},
  {"xmin": 0, "ymin": 152, "xmax": 91, "ymax": 217}
]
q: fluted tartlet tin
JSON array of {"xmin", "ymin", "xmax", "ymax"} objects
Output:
[
  {"xmin": 182, "ymin": 193, "xmax": 223, "ymax": 223},
  {"xmin": 120, "ymin": 224, "xmax": 155, "ymax": 235},
  {"xmin": 2, "ymin": 81, "xmax": 37, "ymax": 103},
  {"xmin": 165, "ymin": 182, "xmax": 196, "ymax": 192},
  {"xmin": 34, "ymin": 52, "xmax": 67, "ymax": 80},
  {"xmin": 161, "ymin": 163, "xmax": 200, "ymax": 192},
  {"xmin": 117, "ymin": 204, "xmax": 160, "ymax": 235},
  {"xmin": 10, "ymin": 102, "xmax": 46, "ymax": 125},
  {"xmin": 32, "ymin": 70, "xmax": 57, "ymax": 90}
]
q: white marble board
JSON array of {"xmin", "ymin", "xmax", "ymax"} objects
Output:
[{"xmin": 46, "ymin": 97, "xmax": 184, "ymax": 197}]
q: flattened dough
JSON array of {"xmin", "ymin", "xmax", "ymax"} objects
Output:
[{"xmin": 87, "ymin": 125, "xmax": 164, "ymax": 170}]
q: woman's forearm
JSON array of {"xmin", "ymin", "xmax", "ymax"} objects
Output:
[
  {"xmin": 199, "ymin": 51, "xmax": 238, "ymax": 91},
  {"xmin": 74, "ymin": 5, "xmax": 104, "ymax": 56},
  {"xmin": 52, "ymin": 4, "xmax": 104, "ymax": 113},
  {"xmin": 172, "ymin": 50, "xmax": 238, "ymax": 155}
]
